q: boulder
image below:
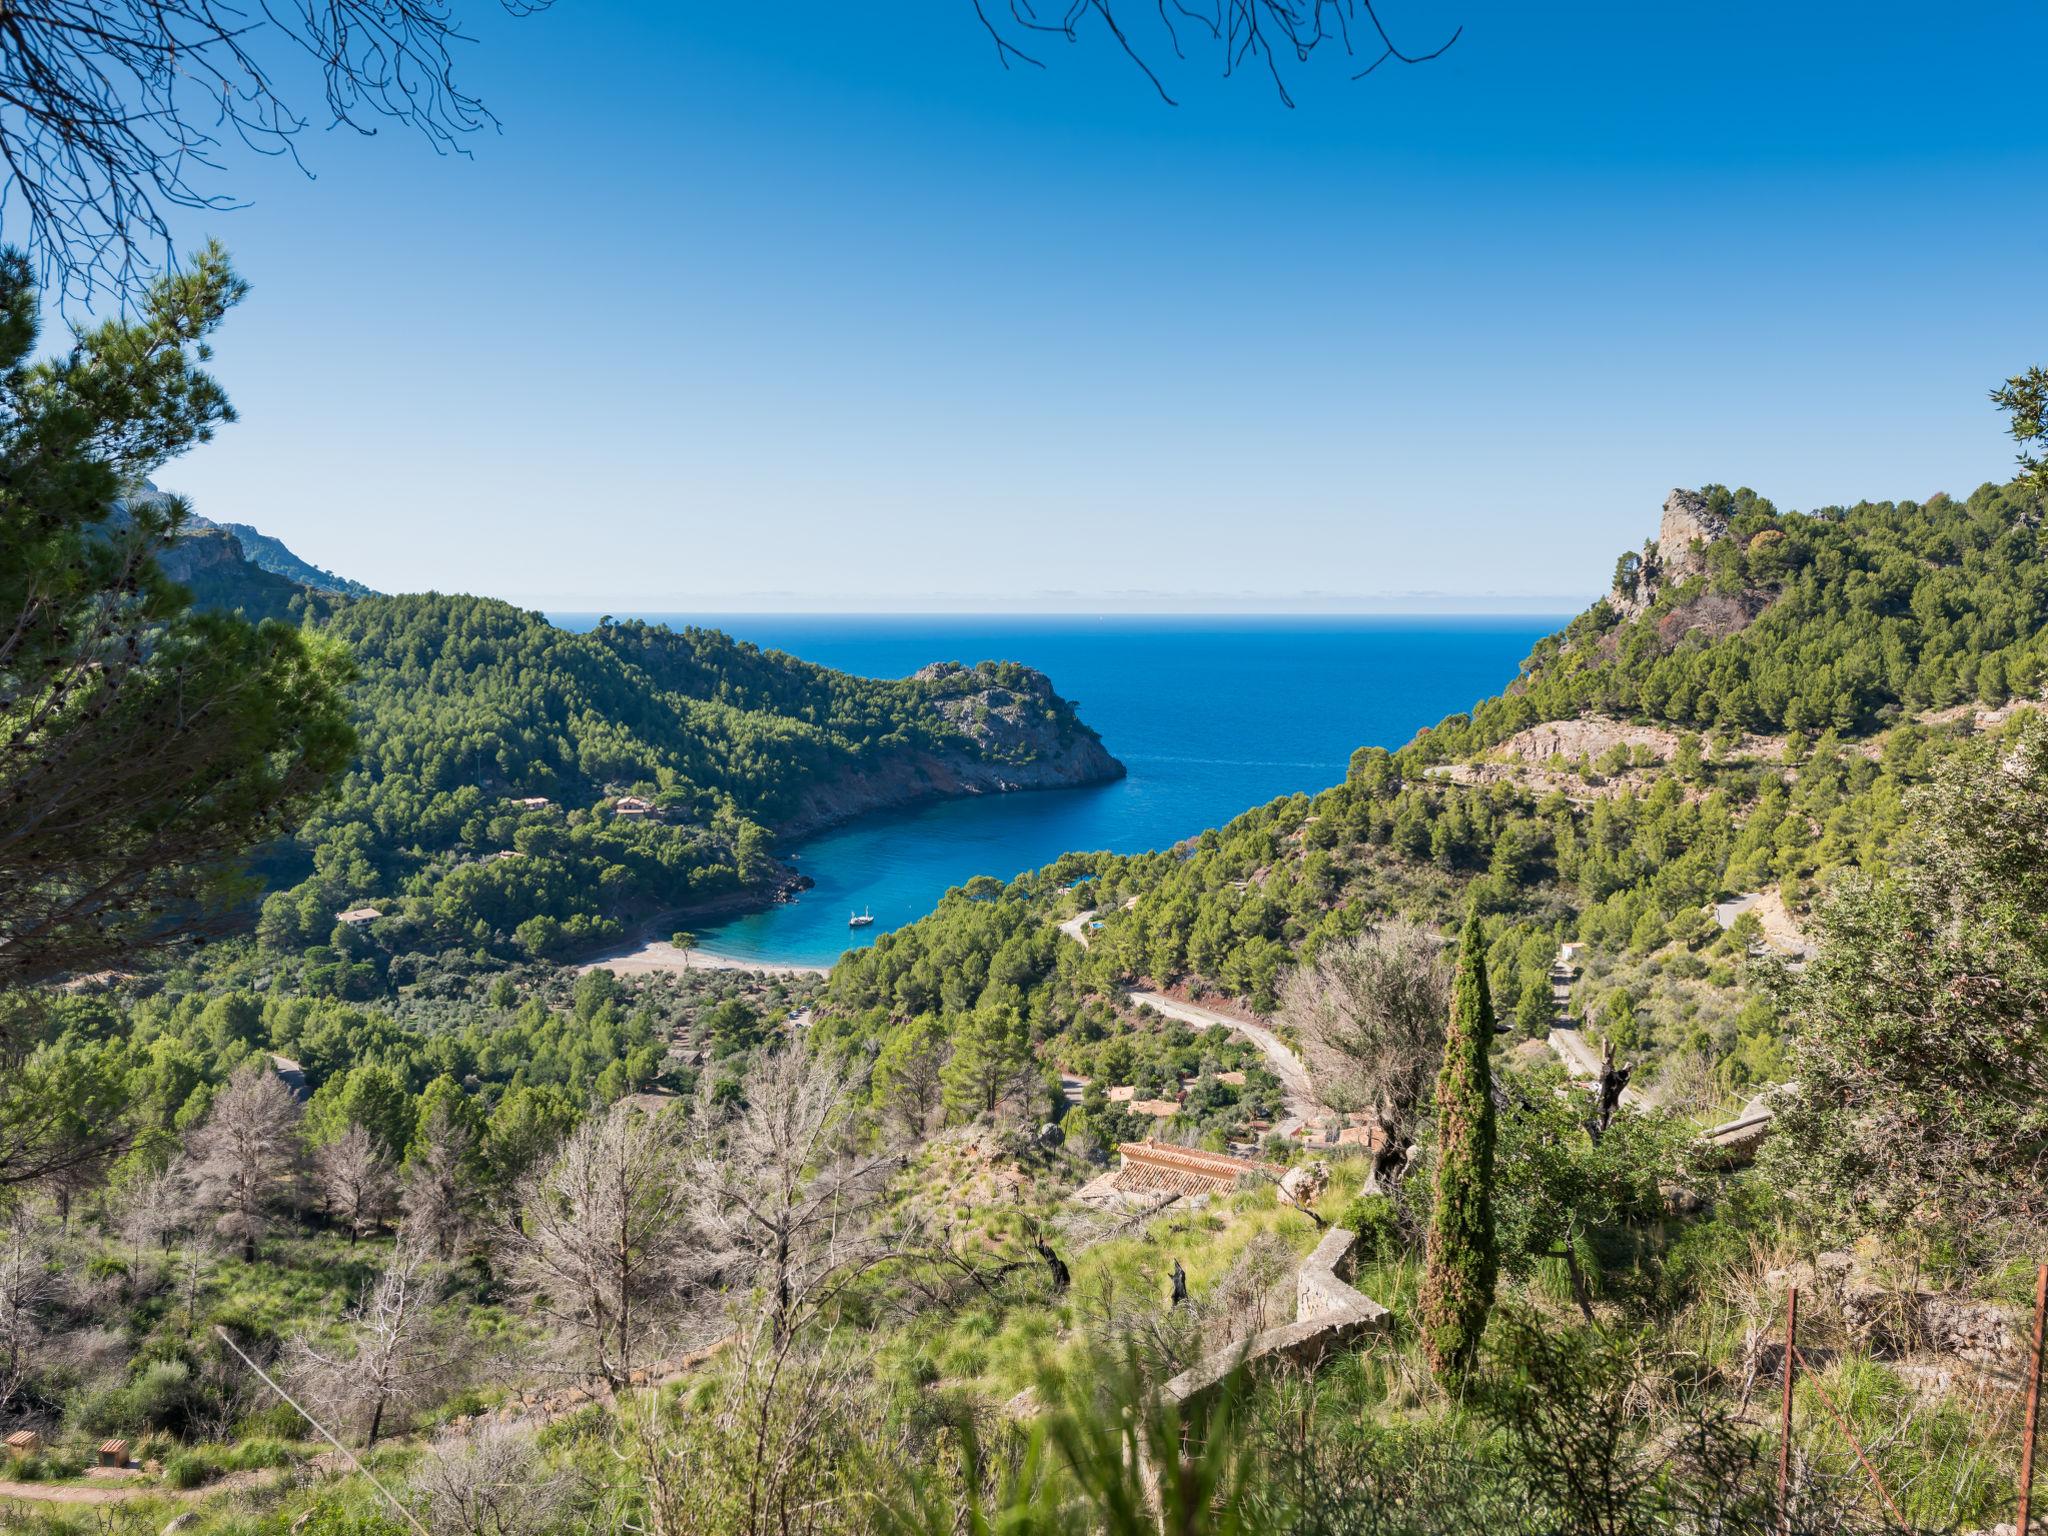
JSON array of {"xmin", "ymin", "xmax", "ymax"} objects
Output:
[{"xmin": 1279, "ymin": 1161, "xmax": 1330, "ymax": 1209}]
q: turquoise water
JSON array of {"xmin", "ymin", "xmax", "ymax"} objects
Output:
[{"xmin": 553, "ymin": 616, "xmax": 1563, "ymax": 967}]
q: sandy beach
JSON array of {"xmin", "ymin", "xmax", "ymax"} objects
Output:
[{"xmin": 578, "ymin": 937, "xmax": 830, "ymax": 979}]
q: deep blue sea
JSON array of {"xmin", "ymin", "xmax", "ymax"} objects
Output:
[{"xmin": 550, "ymin": 616, "xmax": 1563, "ymax": 967}]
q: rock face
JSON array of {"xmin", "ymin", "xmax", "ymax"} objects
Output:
[
  {"xmin": 1841, "ymin": 1287, "xmax": 2017, "ymax": 1366},
  {"xmin": 199, "ymin": 519, "xmax": 378, "ymax": 596},
  {"xmin": 1657, "ymin": 487, "xmax": 1731, "ymax": 586},
  {"xmin": 155, "ymin": 523, "xmax": 250, "ymax": 585},
  {"xmin": 1608, "ymin": 487, "xmax": 1734, "ymax": 621},
  {"xmin": 776, "ymin": 661, "xmax": 1125, "ymax": 837},
  {"xmin": 154, "ymin": 524, "xmax": 308, "ymax": 623}
]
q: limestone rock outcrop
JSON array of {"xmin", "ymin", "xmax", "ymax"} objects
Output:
[
  {"xmin": 1608, "ymin": 488, "xmax": 1735, "ymax": 620},
  {"xmin": 1657, "ymin": 487, "xmax": 1732, "ymax": 585}
]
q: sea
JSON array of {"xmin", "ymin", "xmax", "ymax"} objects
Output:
[{"xmin": 549, "ymin": 616, "xmax": 1565, "ymax": 968}]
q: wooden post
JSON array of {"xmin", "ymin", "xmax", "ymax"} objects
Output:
[
  {"xmin": 1778, "ymin": 1285, "xmax": 1798, "ymax": 1536},
  {"xmin": 2021, "ymin": 1263, "xmax": 2048, "ymax": 1536}
]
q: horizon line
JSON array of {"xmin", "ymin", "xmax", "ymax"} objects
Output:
[
  {"xmin": 513, "ymin": 593, "xmax": 1593, "ymax": 618},
  {"xmin": 537, "ymin": 607, "xmax": 1583, "ymax": 620}
]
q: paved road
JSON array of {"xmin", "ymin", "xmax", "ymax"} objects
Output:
[
  {"xmin": 1546, "ymin": 939, "xmax": 1650, "ymax": 1109},
  {"xmin": 1127, "ymin": 989, "xmax": 1320, "ymax": 1128},
  {"xmin": 1058, "ymin": 908, "xmax": 1322, "ymax": 1132}
]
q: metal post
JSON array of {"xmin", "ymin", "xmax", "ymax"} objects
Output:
[
  {"xmin": 1778, "ymin": 1285, "xmax": 1798, "ymax": 1536},
  {"xmin": 2021, "ymin": 1263, "xmax": 2048, "ymax": 1536}
]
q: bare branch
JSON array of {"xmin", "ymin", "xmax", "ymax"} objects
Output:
[
  {"xmin": 969, "ymin": 0, "xmax": 1461, "ymax": 107},
  {"xmin": 0, "ymin": 0, "xmax": 553, "ymax": 305}
]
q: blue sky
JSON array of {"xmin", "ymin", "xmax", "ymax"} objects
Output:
[{"xmin": 127, "ymin": 2, "xmax": 2048, "ymax": 611}]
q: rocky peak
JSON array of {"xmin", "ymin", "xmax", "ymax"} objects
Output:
[
  {"xmin": 1608, "ymin": 488, "xmax": 1733, "ymax": 621},
  {"xmin": 1657, "ymin": 488, "xmax": 1731, "ymax": 586},
  {"xmin": 920, "ymin": 662, "xmax": 1108, "ymax": 766}
]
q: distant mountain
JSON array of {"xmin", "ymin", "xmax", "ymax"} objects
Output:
[
  {"xmin": 111, "ymin": 482, "xmax": 376, "ymax": 618},
  {"xmin": 198, "ymin": 519, "xmax": 378, "ymax": 598},
  {"xmin": 155, "ymin": 521, "xmax": 310, "ymax": 624}
]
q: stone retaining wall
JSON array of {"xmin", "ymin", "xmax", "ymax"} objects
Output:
[{"xmin": 1161, "ymin": 1227, "xmax": 1390, "ymax": 1406}]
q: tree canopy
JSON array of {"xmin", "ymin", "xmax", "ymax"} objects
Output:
[{"xmin": 0, "ymin": 244, "xmax": 352, "ymax": 993}]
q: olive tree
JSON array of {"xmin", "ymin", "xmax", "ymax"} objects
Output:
[{"xmin": 1282, "ymin": 920, "xmax": 1450, "ymax": 1189}]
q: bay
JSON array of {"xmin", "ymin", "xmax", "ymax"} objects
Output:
[{"xmin": 551, "ymin": 615, "xmax": 1563, "ymax": 968}]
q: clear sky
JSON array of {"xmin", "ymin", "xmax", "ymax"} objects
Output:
[{"xmin": 131, "ymin": 2, "xmax": 2048, "ymax": 612}]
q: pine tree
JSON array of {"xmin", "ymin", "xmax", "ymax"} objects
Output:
[{"xmin": 1420, "ymin": 920, "xmax": 1499, "ymax": 1383}]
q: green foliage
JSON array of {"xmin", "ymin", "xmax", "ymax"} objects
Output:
[
  {"xmin": 1767, "ymin": 713, "xmax": 2048, "ymax": 1241},
  {"xmin": 878, "ymin": 1353, "xmax": 1260, "ymax": 1536},
  {"xmin": 1471, "ymin": 1309, "xmax": 1773, "ymax": 1535},
  {"xmin": 5, "ymin": 1447, "xmax": 87, "ymax": 1481},
  {"xmin": 1492, "ymin": 1092, "xmax": 1686, "ymax": 1317},
  {"xmin": 1419, "ymin": 922, "xmax": 1498, "ymax": 1382},
  {"xmin": 0, "ymin": 243, "xmax": 353, "ymax": 990},
  {"xmin": 1339, "ymin": 1192, "xmax": 1402, "ymax": 1263},
  {"xmin": 1992, "ymin": 364, "xmax": 2048, "ymax": 506},
  {"xmin": 1421, "ymin": 481, "xmax": 2048, "ymax": 745}
]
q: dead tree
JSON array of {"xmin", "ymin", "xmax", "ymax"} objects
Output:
[
  {"xmin": 0, "ymin": 1209, "xmax": 55, "ymax": 1413},
  {"xmin": 187, "ymin": 1059, "xmax": 303, "ymax": 1261},
  {"xmin": 503, "ymin": 1098, "xmax": 694, "ymax": 1390},
  {"xmin": 0, "ymin": 0, "xmax": 555, "ymax": 303},
  {"xmin": 116, "ymin": 1157, "xmax": 192, "ymax": 1265},
  {"xmin": 1283, "ymin": 921, "xmax": 1452, "ymax": 1191},
  {"xmin": 691, "ymin": 1043, "xmax": 903, "ymax": 1343},
  {"xmin": 409, "ymin": 1423, "xmax": 570, "ymax": 1536},
  {"xmin": 290, "ymin": 1236, "xmax": 455, "ymax": 1447},
  {"xmin": 314, "ymin": 1123, "xmax": 399, "ymax": 1242}
]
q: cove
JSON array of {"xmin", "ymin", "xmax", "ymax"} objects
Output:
[{"xmin": 552, "ymin": 615, "xmax": 1566, "ymax": 968}]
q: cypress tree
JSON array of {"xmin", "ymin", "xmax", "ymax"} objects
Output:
[{"xmin": 1420, "ymin": 918, "xmax": 1500, "ymax": 1383}]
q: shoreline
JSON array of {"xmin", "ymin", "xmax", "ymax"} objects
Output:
[{"xmin": 578, "ymin": 935, "xmax": 831, "ymax": 979}]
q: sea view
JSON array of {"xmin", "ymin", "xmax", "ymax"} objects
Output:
[{"xmin": 554, "ymin": 614, "xmax": 1566, "ymax": 966}]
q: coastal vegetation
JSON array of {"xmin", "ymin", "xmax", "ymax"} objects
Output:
[
  {"xmin": 4, "ymin": 264, "xmax": 2047, "ymax": 1531},
  {"xmin": 5, "ymin": 2, "xmax": 2041, "ymax": 1531}
]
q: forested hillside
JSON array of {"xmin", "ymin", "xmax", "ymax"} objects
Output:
[
  {"xmin": 1429, "ymin": 479, "xmax": 2047, "ymax": 750},
  {"xmin": 249, "ymin": 594, "xmax": 1122, "ymax": 979},
  {"xmin": 829, "ymin": 478, "xmax": 2047, "ymax": 1122},
  {"xmin": 9, "ymin": 465, "xmax": 2048, "ymax": 1536}
]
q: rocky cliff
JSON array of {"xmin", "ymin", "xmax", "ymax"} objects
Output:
[
  {"xmin": 200, "ymin": 519, "xmax": 378, "ymax": 597},
  {"xmin": 776, "ymin": 661, "xmax": 1125, "ymax": 837},
  {"xmin": 155, "ymin": 521, "xmax": 310, "ymax": 623},
  {"xmin": 1608, "ymin": 487, "xmax": 1734, "ymax": 621}
]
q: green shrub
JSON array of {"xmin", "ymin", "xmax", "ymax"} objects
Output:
[
  {"xmin": 164, "ymin": 1445, "xmax": 229, "ymax": 1489},
  {"xmin": 131, "ymin": 1359, "xmax": 200, "ymax": 1428},
  {"xmin": 1340, "ymin": 1192, "xmax": 1403, "ymax": 1262},
  {"xmin": 9, "ymin": 1449, "xmax": 87, "ymax": 1482}
]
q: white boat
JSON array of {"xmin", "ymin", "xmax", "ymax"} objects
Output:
[{"xmin": 848, "ymin": 908, "xmax": 874, "ymax": 928}]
